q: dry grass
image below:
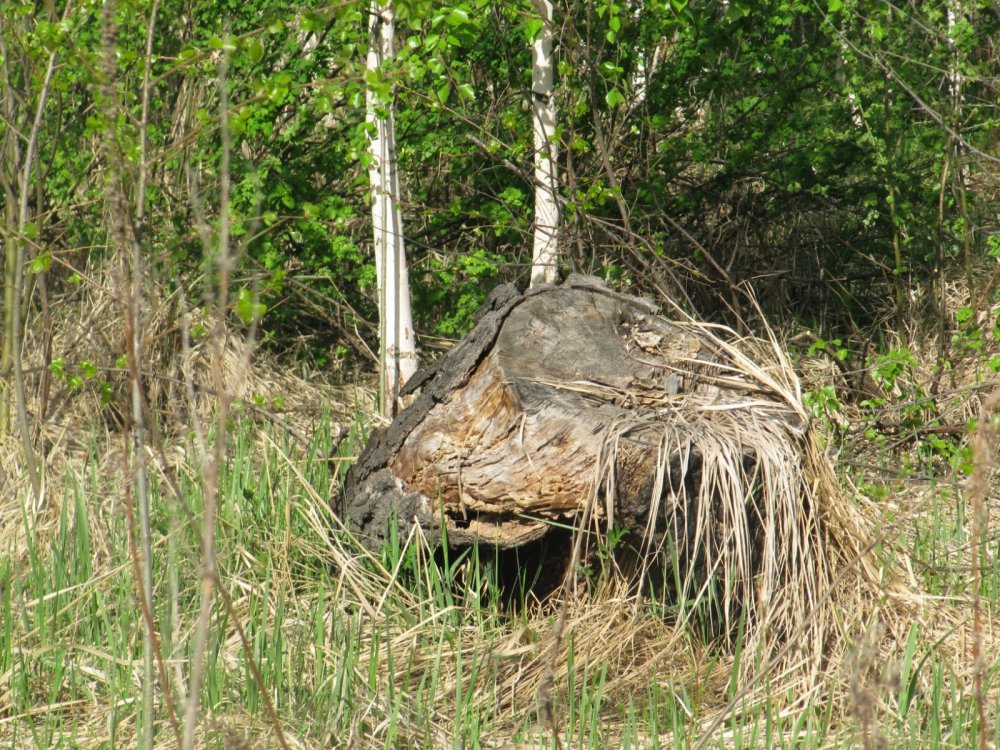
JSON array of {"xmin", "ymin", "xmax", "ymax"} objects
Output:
[
  {"xmin": 1, "ymin": 274, "xmax": 998, "ymax": 749},
  {"xmin": 19, "ymin": 258, "xmax": 371, "ymax": 452}
]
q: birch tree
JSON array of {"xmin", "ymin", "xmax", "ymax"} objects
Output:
[
  {"xmin": 367, "ymin": 0, "xmax": 417, "ymax": 416},
  {"xmin": 529, "ymin": 0, "xmax": 559, "ymax": 287}
]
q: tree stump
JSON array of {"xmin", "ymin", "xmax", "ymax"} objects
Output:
[{"xmin": 343, "ymin": 276, "xmax": 813, "ymax": 604}]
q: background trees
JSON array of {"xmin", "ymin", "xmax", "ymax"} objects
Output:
[{"xmin": 1, "ymin": 0, "xmax": 995, "ymax": 391}]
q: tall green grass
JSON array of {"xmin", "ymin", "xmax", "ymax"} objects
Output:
[{"xmin": 1, "ymin": 411, "xmax": 997, "ymax": 748}]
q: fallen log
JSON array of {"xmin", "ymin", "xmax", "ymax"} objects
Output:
[
  {"xmin": 340, "ymin": 275, "xmax": 919, "ymax": 686},
  {"xmin": 344, "ymin": 276, "xmax": 828, "ymax": 626}
]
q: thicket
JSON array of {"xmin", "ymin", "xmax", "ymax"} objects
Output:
[{"xmin": 2, "ymin": 0, "xmax": 998, "ymax": 386}]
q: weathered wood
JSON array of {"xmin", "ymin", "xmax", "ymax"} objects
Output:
[{"xmin": 343, "ymin": 275, "xmax": 807, "ymax": 553}]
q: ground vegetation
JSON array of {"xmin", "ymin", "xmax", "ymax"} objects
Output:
[{"xmin": 1, "ymin": 0, "xmax": 998, "ymax": 747}]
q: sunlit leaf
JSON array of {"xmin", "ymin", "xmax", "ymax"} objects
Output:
[{"xmin": 605, "ymin": 88, "xmax": 626, "ymax": 108}]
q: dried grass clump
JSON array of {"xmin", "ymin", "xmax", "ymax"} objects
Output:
[
  {"xmin": 571, "ymin": 317, "xmax": 916, "ymax": 692},
  {"xmin": 3, "ymin": 257, "xmax": 372, "ymax": 566}
]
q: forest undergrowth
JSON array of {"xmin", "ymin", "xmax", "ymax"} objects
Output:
[
  {"xmin": 2, "ymin": 1, "xmax": 999, "ymax": 747},
  {"xmin": 1, "ymin": 270, "xmax": 998, "ymax": 750}
]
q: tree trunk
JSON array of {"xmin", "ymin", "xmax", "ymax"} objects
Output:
[
  {"xmin": 529, "ymin": 0, "xmax": 559, "ymax": 287},
  {"xmin": 344, "ymin": 277, "xmax": 883, "ymax": 657},
  {"xmin": 367, "ymin": 0, "xmax": 417, "ymax": 416}
]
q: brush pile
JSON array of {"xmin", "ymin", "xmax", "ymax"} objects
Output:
[{"xmin": 345, "ymin": 275, "xmax": 896, "ymax": 671}]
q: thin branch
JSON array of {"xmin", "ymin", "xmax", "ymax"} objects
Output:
[
  {"xmin": 968, "ymin": 387, "xmax": 998, "ymax": 750},
  {"xmin": 827, "ymin": 13, "xmax": 1000, "ymax": 166},
  {"xmin": 181, "ymin": 41, "xmax": 235, "ymax": 748},
  {"xmin": 121, "ymin": 422, "xmax": 183, "ymax": 747},
  {"xmin": 133, "ymin": 3, "xmax": 161, "ymax": 747},
  {"xmin": 10, "ymin": 19, "xmax": 62, "ymax": 504}
]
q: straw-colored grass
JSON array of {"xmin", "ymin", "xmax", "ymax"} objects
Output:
[{"xmin": 1, "ymin": 280, "xmax": 998, "ymax": 749}]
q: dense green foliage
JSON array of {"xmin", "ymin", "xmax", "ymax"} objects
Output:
[{"xmin": 2, "ymin": 0, "xmax": 997, "ymax": 368}]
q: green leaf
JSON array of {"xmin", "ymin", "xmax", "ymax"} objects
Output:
[
  {"xmin": 300, "ymin": 12, "xmax": 321, "ymax": 32},
  {"xmin": 828, "ymin": 0, "xmax": 842, "ymax": 11},
  {"xmin": 523, "ymin": 18, "xmax": 544, "ymax": 43},
  {"xmin": 235, "ymin": 288, "xmax": 266, "ymax": 325},
  {"xmin": 24, "ymin": 222, "xmax": 39, "ymax": 240},
  {"xmin": 457, "ymin": 82, "xmax": 476, "ymax": 101},
  {"xmin": 436, "ymin": 81, "xmax": 451, "ymax": 104},
  {"xmin": 987, "ymin": 235, "xmax": 1000, "ymax": 258},
  {"xmin": 29, "ymin": 252, "xmax": 51, "ymax": 274},
  {"xmin": 267, "ymin": 269, "xmax": 286, "ymax": 294},
  {"xmin": 446, "ymin": 8, "xmax": 470, "ymax": 26},
  {"xmin": 605, "ymin": 88, "xmax": 626, "ymax": 108},
  {"xmin": 245, "ymin": 38, "xmax": 264, "ymax": 64}
]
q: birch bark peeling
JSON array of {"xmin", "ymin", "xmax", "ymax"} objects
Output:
[
  {"xmin": 343, "ymin": 276, "xmax": 809, "ymax": 552},
  {"xmin": 529, "ymin": 0, "xmax": 559, "ymax": 287},
  {"xmin": 367, "ymin": 0, "xmax": 417, "ymax": 415}
]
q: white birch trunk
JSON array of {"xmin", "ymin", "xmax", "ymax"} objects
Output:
[
  {"xmin": 946, "ymin": 1, "xmax": 961, "ymax": 105},
  {"xmin": 529, "ymin": 0, "xmax": 559, "ymax": 287},
  {"xmin": 627, "ymin": 2, "xmax": 663, "ymax": 109},
  {"xmin": 367, "ymin": 0, "xmax": 417, "ymax": 416},
  {"xmin": 626, "ymin": 3, "xmax": 673, "ymax": 124}
]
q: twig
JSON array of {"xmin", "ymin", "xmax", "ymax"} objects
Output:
[
  {"xmin": 121, "ymin": 423, "xmax": 183, "ymax": 748},
  {"xmin": 134, "ymin": 3, "xmax": 160, "ymax": 746},
  {"xmin": 968, "ymin": 386, "xmax": 998, "ymax": 750},
  {"xmin": 181, "ymin": 41, "xmax": 235, "ymax": 750},
  {"xmin": 9, "ymin": 6, "xmax": 64, "ymax": 504}
]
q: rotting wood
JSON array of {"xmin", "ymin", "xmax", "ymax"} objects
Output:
[{"xmin": 343, "ymin": 275, "xmax": 809, "ymax": 557}]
